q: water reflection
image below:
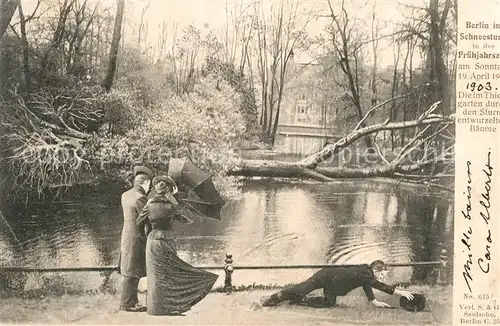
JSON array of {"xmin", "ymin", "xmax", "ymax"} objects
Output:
[{"xmin": 0, "ymin": 180, "xmax": 453, "ymax": 289}]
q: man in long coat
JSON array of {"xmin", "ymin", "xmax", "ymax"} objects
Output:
[{"xmin": 118, "ymin": 166, "xmax": 154, "ymax": 312}]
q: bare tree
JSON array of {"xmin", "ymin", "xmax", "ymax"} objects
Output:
[
  {"xmin": 398, "ymin": 0, "xmax": 455, "ymax": 115},
  {"xmin": 14, "ymin": 1, "xmax": 30, "ymax": 91},
  {"xmin": 326, "ymin": 0, "xmax": 373, "ymax": 149},
  {"xmin": 221, "ymin": 1, "xmax": 254, "ymax": 72},
  {"xmin": 137, "ymin": 1, "xmax": 150, "ymax": 49},
  {"xmin": 167, "ymin": 23, "xmax": 202, "ymax": 95},
  {"xmin": 230, "ymin": 100, "xmax": 453, "ymax": 187},
  {"xmin": 252, "ymin": 0, "xmax": 314, "ymax": 145},
  {"xmin": 428, "ymin": 0, "xmax": 452, "ymax": 115},
  {"xmin": 157, "ymin": 20, "xmax": 168, "ymax": 60},
  {"xmin": 37, "ymin": 0, "xmax": 77, "ymax": 83},
  {"xmin": 0, "ymin": 0, "xmax": 19, "ymax": 39},
  {"xmin": 369, "ymin": 1, "xmax": 379, "ymax": 107},
  {"xmin": 63, "ymin": 0, "xmax": 99, "ymax": 76},
  {"xmin": 102, "ymin": 0, "xmax": 125, "ymax": 92},
  {"xmin": 389, "ymin": 37, "xmax": 401, "ymax": 149}
]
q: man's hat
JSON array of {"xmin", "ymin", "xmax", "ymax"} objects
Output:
[
  {"xmin": 133, "ymin": 166, "xmax": 154, "ymax": 179},
  {"xmin": 152, "ymin": 175, "xmax": 178, "ymax": 194},
  {"xmin": 399, "ymin": 293, "xmax": 426, "ymax": 312}
]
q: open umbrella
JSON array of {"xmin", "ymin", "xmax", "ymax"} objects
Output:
[{"xmin": 168, "ymin": 157, "xmax": 225, "ymax": 220}]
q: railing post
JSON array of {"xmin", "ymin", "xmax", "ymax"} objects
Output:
[
  {"xmin": 438, "ymin": 248, "xmax": 448, "ymax": 285},
  {"xmin": 99, "ymin": 270, "xmax": 113, "ymax": 293},
  {"xmin": 224, "ymin": 252, "xmax": 233, "ymax": 294}
]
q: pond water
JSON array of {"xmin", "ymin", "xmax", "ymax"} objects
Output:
[{"xmin": 0, "ymin": 179, "xmax": 454, "ymax": 290}]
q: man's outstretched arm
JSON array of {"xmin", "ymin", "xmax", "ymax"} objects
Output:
[
  {"xmin": 363, "ymin": 283, "xmax": 415, "ymax": 308},
  {"xmin": 371, "ymin": 280, "xmax": 414, "ymax": 300},
  {"xmin": 393, "ymin": 288, "xmax": 415, "ymax": 300},
  {"xmin": 362, "ymin": 284, "xmax": 392, "ymax": 307}
]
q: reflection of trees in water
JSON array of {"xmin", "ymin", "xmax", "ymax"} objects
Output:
[
  {"xmin": 328, "ymin": 191, "xmax": 390, "ymax": 265},
  {"xmin": 263, "ymin": 187, "xmax": 278, "ymax": 236},
  {"xmin": 3, "ymin": 190, "xmax": 123, "ymax": 268},
  {"xmin": 260, "ymin": 187, "xmax": 323, "ymax": 264},
  {"xmin": 2, "ymin": 200, "xmax": 61, "ymax": 266},
  {"xmin": 394, "ymin": 193, "xmax": 406, "ymax": 225},
  {"xmin": 386, "ymin": 197, "xmax": 413, "ymax": 281},
  {"xmin": 262, "ymin": 188, "xmax": 278, "ymax": 260},
  {"xmin": 343, "ymin": 193, "xmax": 399, "ymax": 264},
  {"xmin": 210, "ymin": 187, "xmax": 274, "ymax": 265},
  {"xmin": 0, "ymin": 181, "xmax": 453, "ymax": 288},
  {"xmin": 383, "ymin": 195, "xmax": 410, "ymax": 260},
  {"xmin": 0, "ymin": 204, "xmax": 27, "ymax": 264},
  {"xmin": 401, "ymin": 194, "xmax": 450, "ymax": 283},
  {"xmin": 323, "ymin": 192, "xmax": 357, "ymax": 263},
  {"xmin": 79, "ymin": 206, "xmax": 121, "ymax": 266},
  {"xmin": 324, "ymin": 190, "xmax": 414, "ymax": 286}
]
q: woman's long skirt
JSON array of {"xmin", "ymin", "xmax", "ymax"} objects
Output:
[{"xmin": 145, "ymin": 236, "xmax": 218, "ymax": 315}]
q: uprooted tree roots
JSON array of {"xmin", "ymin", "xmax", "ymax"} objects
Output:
[
  {"xmin": 0, "ymin": 92, "xmax": 455, "ymax": 197},
  {"xmin": 0, "ymin": 87, "xmax": 103, "ymax": 195}
]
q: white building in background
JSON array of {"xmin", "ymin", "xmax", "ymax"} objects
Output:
[{"xmin": 274, "ymin": 55, "xmax": 343, "ymax": 156}]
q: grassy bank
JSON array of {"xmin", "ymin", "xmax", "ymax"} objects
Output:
[{"xmin": 1, "ymin": 285, "xmax": 452, "ymax": 325}]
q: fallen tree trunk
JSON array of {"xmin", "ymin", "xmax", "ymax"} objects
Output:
[
  {"xmin": 301, "ymin": 102, "xmax": 451, "ymax": 169},
  {"xmin": 228, "ymin": 101, "xmax": 454, "ymax": 187},
  {"xmin": 227, "ymin": 160, "xmax": 335, "ymax": 181},
  {"xmin": 228, "ymin": 158, "xmax": 449, "ymax": 179}
]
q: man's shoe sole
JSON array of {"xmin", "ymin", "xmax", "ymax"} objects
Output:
[{"xmin": 120, "ymin": 307, "xmax": 147, "ymax": 312}]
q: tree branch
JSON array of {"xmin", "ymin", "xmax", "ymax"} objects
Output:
[{"xmin": 301, "ymin": 104, "xmax": 451, "ymax": 169}]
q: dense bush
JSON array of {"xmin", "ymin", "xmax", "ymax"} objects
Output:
[
  {"xmin": 88, "ymin": 74, "xmax": 247, "ymax": 197},
  {"xmin": 0, "ymin": 6, "xmax": 258, "ymax": 201},
  {"xmin": 202, "ymin": 57, "xmax": 260, "ymax": 138}
]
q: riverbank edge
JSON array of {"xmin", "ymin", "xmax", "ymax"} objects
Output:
[
  {"xmin": 0, "ymin": 155, "xmax": 453, "ymax": 213},
  {"xmin": 0, "ymin": 285, "xmax": 453, "ymax": 325}
]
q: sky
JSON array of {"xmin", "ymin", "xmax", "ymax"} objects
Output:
[
  {"xmin": 19, "ymin": 0, "xmax": 424, "ymax": 68},
  {"xmin": 120, "ymin": 0, "xmax": 414, "ymax": 67}
]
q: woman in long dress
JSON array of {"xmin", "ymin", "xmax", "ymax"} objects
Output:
[{"xmin": 136, "ymin": 175, "xmax": 218, "ymax": 315}]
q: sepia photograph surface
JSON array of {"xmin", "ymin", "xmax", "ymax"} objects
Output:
[{"xmin": 0, "ymin": 0, "xmax": 494, "ymax": 325}]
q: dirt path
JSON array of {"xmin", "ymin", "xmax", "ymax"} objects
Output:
[{"xmin": 1, "ymin": 287, "xmax": 452, "ymax": 325}]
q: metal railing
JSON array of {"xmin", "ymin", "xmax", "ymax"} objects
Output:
[
  {"xmin": 0, "ymin": 262, "xmax": 442, "ymax": 273},
  {"xmin": 0, "ymin": 250, "xmax": 450, "ymax": 292}
]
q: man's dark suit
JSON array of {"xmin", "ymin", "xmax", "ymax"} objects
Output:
[{"xmin": 273, "ymin": 264, "xmax": 396, "ymax": 306}]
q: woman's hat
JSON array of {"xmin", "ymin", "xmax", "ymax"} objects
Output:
[
  {"xmin": 133, "ymin": 166, "xmax": 154, "ymax": 179},
  {"xmin": 152, "ymin": 175, "xmax": 178, "ymax": 194},
  {"xmin": 399, "ymin": 293, "xmax": 426, "ymax": 312}
]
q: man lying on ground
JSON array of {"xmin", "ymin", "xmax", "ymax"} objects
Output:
[{"xmin": 261, "ymin": 260, "xmax": 414, "ymax": 308}]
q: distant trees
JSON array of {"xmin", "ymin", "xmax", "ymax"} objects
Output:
[
  {"xmin": 228, "ymin": 0, "xmax": 456, "ymax": 189},
  {"xmin": 325, "ymin": 0, "xmax": 374, "ymax": 149},
  {"xmin": 0, "ymin": 0, "xmax": 457, "ymax": 199},
  {"xmin": 251, "ymin": 1, "xmax": 314, "ymax": 145},
  {"xmin": 0, "ymin": 0, "xmax": 113, "ymax": 195},
  {"xmin": 0, "ymin": 0, "xmax": 20, "ymax": 39},
  {"xmin": 0, "ymin": 0, "xmax": 252, "ymax": 198},
  {"xmin": 397, "ymin": 0, "xmax": 456, "ymax": 116}
]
